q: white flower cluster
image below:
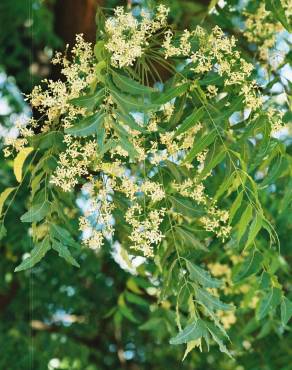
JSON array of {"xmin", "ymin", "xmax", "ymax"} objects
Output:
[
  {"xmin": 125, "ymin": 204, "xmax": 165, "ymax": 257},
  {"xmin": 105, "ymin": 5, "xmax": 169, "ymax": 68}
]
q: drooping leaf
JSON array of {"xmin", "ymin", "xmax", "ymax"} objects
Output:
[
  {"xmin": 112, "ymin": 71, "xmax": 154, "ymax": 96},
  {"xmin": 20, "ymin": 200, "xmax": 51, "ymax": 223},
  {"xmin": 184, "ymin": 130, "xmax": 217, "ymax": 163},
  {"xmin": 198, "ymin": 148, "xmax": 226, "ymax": 179},
  {"xmin": 246, "ymin": 214, "xmax": 263, "ymax": 248},
  {"xmin": 174, "ymin": 106, "xmax": 205, "ymax": 137},
  {"xmin": 116, "ymin": 111, "xmax": 146, "ymax": 133},
  {"xmin": 281, "ymin": 297, "xmax": 292, "ymax": 326},
  {"xmin": 14, "ymin": 147, "xmax": 34, "ymax": 183},
  {"xmin": 265, "ymin": 0, "xmax": 292, "ymax": 32},
  {"xmin": 14, "ymin": 237, "xmax": 51, "ymax": 272},
  {"xmin": 169, "ymin": 195, "xmax": 204, "ymax": 218},
  {"xmin": 237, "ymin": 204, "xmax": 253, "ymax": 241},
  {"xmin": 117, "ymin": 136, "xmax": 139, "ymax": 159},
  {"xmin": 0, "ymin": 187, "xmax": 15, "ymax": 217},
  {"xmin": 50, "ymin": 224, "xmax": 80, "ymax": 249},
  {"xmin": 139, "ymin": 318, "xmax": 163, "ymax": 331},
  {"xmin": 170, "ymin": 319, "xmax": 207, "ymax": 345},
  {"xmin": 65, "ymin": 112, "xmax": 105, "ymax": 137},
  {"xmin": 256, "ymin": 287, "xmax": 282, "ymax": 320},
  {"xmin": 233, "ymin": 251, "xmax": 263, "ymax": 282},
  {"xmin": 229, "ymin": 191, "xmax": 243, "ymax": 223},
  {"xmin": 194, "ymin": 286, "xmax": 233, "ymax": 311},
  {"xmin": 205, "ymin": 321, "xmax": 232, "ymax": 357},
  {"xmin": 175, "ymin": 226, "xmax": 208, "ymax": 251},
  {"xmin": 52, "ymin": 240, "xmax": 80, "ymax": 267},
  {"xmin": 187, "ymin": 261, "xmax": 222, "ymax": 288},
  {"xmin": 152, "ymin": 82, "xmax": 190, "ymax": 105},
  {"xmin": 28, "ymin": 131, "xmax": 64, "ymax": 151},
  {"xmin": 69, "ymin": 88, "xmax": 105, "ymax": 110},
  {"xmin": 111, "ymin": 89, "xmax": 154, "ymax": 113}
]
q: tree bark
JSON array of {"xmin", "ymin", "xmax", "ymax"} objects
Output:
[{"xmin": 54, "ymin": 0, "xmax": 103, "ymax": 46}]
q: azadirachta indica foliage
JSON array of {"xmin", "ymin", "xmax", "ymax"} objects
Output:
[{"xmin": 1, "ymin": 3, "xmax": 291, "ymax": 357}]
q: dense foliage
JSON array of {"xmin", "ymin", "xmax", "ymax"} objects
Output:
[{"xmin": 0, "ymin": 1, "xmax": 291, "ymax": 369}]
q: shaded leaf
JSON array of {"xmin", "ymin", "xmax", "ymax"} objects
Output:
[
  {"xmin": 170, "ymin": 319, "xmax": 207, "ymax": 345},
  {"xmin": 194, "ymin": 286, "xmax": 232, "ymax": 311},
  {"xmin": 256, "ymin": 287, "xmax": 282, "ymax": 320},
  {"xmin": 15, "ymin": 237, "xmax": 51, "ymax": 272},
  {"xmin": 20, "ymin": 200, "xmax": 51, "ymax": 223},
  {"xmin": 187, "ymin": 261, "xmax": 222, "ymax": 288},
  {"xmin": 281, "ymin": 297, "xmax": 292, "ymax": 326},
  {"xmin": 52, "ymin": 240, "xmax": 80, "ymax": 267},
  {"xmin": 152, "ymin": 83, "xmax": 190, "ymax": 105},
  {"xmin": 0, "ymin": 187, "xmax": 15, "ymax": 217},
  {"xmin": 65, "ymin": 112, "xmax": 105, "ymax": 137},
  {"xmin": 233, "ymin": 251, "xmax": 263, "ymax": 282},
  {"xmin": 184, "ymin": 130, "xmax": 217, "ymax": 163},
  {"xmin": 175, "ymin": 106, "xmax": 205, "ymax": 137}
]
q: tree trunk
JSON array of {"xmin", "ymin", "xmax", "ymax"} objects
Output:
[{"xmin": 54, "ymin": 0, "xmax": 103, "ymax": 46}]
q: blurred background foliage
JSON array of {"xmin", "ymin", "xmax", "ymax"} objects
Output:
[{"xmin": 0, "ymin": 0, "xmax": 291, "ymax": 369}]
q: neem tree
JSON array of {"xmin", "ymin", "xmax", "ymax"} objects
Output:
[{"xmin": 1, "ymin": 1, "xmax": 291, "ymax": 360}]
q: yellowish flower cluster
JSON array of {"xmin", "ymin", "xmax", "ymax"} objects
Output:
[
  {"xmin": 125, "ymin": 204, "xmax": 165, "ymax": 257},
  {"xmin": 244, "ymin": 3, "xmax": 283, "ymax": 63},
  {"xmin": 105, "ymin": 5, "xmax": 169, "ymax": 68},
  {"xmin": 79, "ymin": 178, "xmax": 115, "ymax": 251},
  {"xmin": 200, "ymin": 206, "xmax": 231, "ymax": 241},
  {"xmin": 50, "ymin": 135, "xmax": 97, "ymax": 191},
  {"xmin": 173, "ymin": 150, "xmax": 231, "ymax": 240},
  {"xmin": 163, "ymin": 29, "xmax": 192, "ymax": 58},
  {"xmin": 266, "ymin": 107, "xmax": 285, "ymax": 134},
  {"xmin": 217, "ymin": 309, "xmax": 236, "ymax": 330}
]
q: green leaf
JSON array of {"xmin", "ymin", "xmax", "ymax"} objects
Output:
[
  {"xmin": 229, "ymin": 191, "xmax": 243, "ymax": 224},
  {"xmin": 175, "ymin": 226, "xmax": 208, "ymax": 251},
  {"xmin": 265, "ymin": 0, "xmax": 292, "ymax": 32},
  {"xmin": 205, "ymin": 321, "xmax": 232, "ymax": 357},
  {"xmin": 184, "ymin": 130, "xmax": 217, "ymax": 163},
  {"xmin": 20, "ymin": 200, "xmax": 51, "ymax": 223},
  {"xmin": 139, "ymin": 318, "xmax": 162, "ymax": 331},
  {"xmin": 0, "ymin": 187, "xmax": 15, "ymax": 217},
  {"xmin": 169, "ymin": 195, "xmax": 204, "ymax": 218},
  {"xmin": 256, "ymin": 287, "xmax": 282, "ymax": 320},
  {"xmin": 233, "ymin": 251, "xmax": 263, "ymax": 282},
  {"xmin": 65, "ymin": 112, "xmax": 105, "ymax": 137},
  {"xmin": 152, "ymin": 82, "xmax": 190, "ymax": 105},
  {"xmin": 246, "ymin": 214, "xmax": 263, "ymax": 248},
  {"xmin": 174, "ymin": 106, "xmax": 205, "ymax": 137},
  {"xmin": 112, "ymin": 71, "xmax": 154, "ymax": 96},
  {"xmin": 119, "ymin": 305, "xmax": 140, "ymax": 323},
  {"xmin": 187, "ymin": 262, "xmax": 222, "ymax": 288},
  {"xmin": 50, "ymin": 224, "xmax": 80, "ymax": 249},
  {"xmin": 194, "ymin": 286, "xmax": 232, "ymax": 311},
  {"xmin": 198, "ymin": 148, "xmax": 226, "ymax": 179},
  {"xmin": 117, "ymin": 136, "xmax": 139, "ymax": 159},
  {"xmin": 281, "ymin": 297, "xmax": 292, "ymax": 326},
  {"xmin": 237, "ymin": 204, "xmax": 253, "ymax": 241},
  {"xmin": 52, "ymin": 240, "xmax": 80, "ymax": 267},
  {"xmin": 125, "ymin": 291, "xmax": 149, "ymax": 307},
  {"xmin": 111, "ymin": 89, "xmax": 153, "ymax": 113},
  {"xmin": 14, "ymin": 237, "xmax": 51, "ymax": 272},
  {"xmin": 260, "ymin": 156, "xmax": 287, "ymax": 188},
  {"xmin": 69, "ymin": 88, "xmax": 105, "ymax": 110},
  {"xmin": 14, "ymin": 147, "xmax": 34, "ymax": 183},
  {"xmin": 28, "ymin": 131, "xmax": 64, "ymax": 150},
  {"xmin": 0, "ymin": 223, "xmax": 7, "ymax": 240},
  {"xmin": 170, "ymin": 319, "xmax": 207, "ymax": 345},
  {"xmin": 116, "ymin": 111, "xmax": 146, "ymax": 133},
  {"xmin": 214, "ymin": 173, "xmax": 237, "ymax": 200}
]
